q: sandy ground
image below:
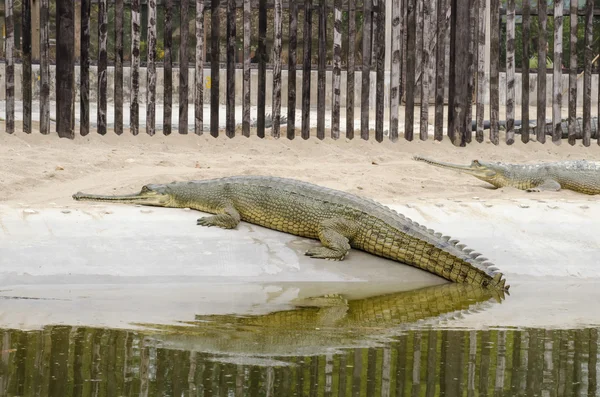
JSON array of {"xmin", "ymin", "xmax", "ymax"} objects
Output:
[
  {"xmin": 2, "ymin": 122, "xmax": 600, "ymax": 206},
  {"xmin": 2, "ymin": 126, "xmax": 600, "ymax": 332}
]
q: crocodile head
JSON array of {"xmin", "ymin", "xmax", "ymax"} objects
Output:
[
  {"xmin": 413, "ymin": 156, "xmax": 502, "ymax": 184},
  {"xmin": 72, "ymin": 184, "xmax": 174, "ymax": 207}
]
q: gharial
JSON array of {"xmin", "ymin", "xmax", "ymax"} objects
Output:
[
  {"xmin": 72, "ymin": 175, "xmax": 509, "ymax": 291},
  {"xmin": 414, "ymin": 156, "xmax": 600, "ymax": 195}
]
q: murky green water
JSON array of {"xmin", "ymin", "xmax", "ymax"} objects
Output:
[{"xmin": 0, "ymin": 284, "xmax": 598, "ymax": 396}]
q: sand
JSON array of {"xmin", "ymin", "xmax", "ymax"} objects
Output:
[{"xmin": 2, "ymin": 125, "xmax": 600, "ymax": 206}]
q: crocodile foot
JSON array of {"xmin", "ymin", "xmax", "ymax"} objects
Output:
[{"xmin": 305, "ymin": 247, "xmax": 346, "ymax": 261}]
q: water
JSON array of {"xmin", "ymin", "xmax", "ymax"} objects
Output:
[{"xmin": 0, "ymin": 284, "xmax": 598, "ymax": 396}]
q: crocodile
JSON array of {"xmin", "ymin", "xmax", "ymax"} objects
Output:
[
  {"xmin": 72, "ymin": 175, "xmax": 509, "ymax": 291},
  {"xmin": 513, "ymin": 116, "xmax": 598, "ymax": 140},
  {"xmin": 414, "ymin": 156, "xmax": 600, "ymax": 194},
  {"xmin": 140, "ymin": 283, "xmax": 503, "ymax": 357}
]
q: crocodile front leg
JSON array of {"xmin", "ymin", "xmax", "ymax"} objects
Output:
[
  {"xmin": 305, "ymin": 218, "xmax": 358, "ymax": 261},
  {"xmin": 526, "ymin": 179, "xmax": 561, "ymax": 192},
  {"xmin": 196, "ymin": 204, "xmax": 241, "ymax": 229}
]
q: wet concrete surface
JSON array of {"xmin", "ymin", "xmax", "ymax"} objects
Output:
[{"xmin": 0, "ymin": 200, "xmax": 599, "ymax": 331}]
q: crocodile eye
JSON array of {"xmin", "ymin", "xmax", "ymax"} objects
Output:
[
  {"xmin": 141, "ymin": 185, "xmax": 150, "ymax": 193},
  {"xmin": 471, "ymin": 160, "xmax": 480, "ymax": 166}
]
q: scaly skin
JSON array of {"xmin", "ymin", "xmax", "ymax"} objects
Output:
[
  {"xmin": 72, "ymin": 176, "xmax": 509, "ymax": 291},
  {"xmin": 414, "ymin": 156, "xmax": 600, "ymax": 195},
  {"xmin": 138, "ymin": 283, "xmax": 503, "ymax": 356}
]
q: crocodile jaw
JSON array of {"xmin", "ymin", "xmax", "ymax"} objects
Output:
[
  {"xmin": 413, "ymin": 156, "xmax": 497, "ymax": 179},
  {"xmin": 72, "ymin": 187, "xmax": 172, "ymax": 207}
]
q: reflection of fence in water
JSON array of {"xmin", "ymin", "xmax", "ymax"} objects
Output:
[{"xmin": 0, "ymin": 326, "xmax": 598, "ymax": 396}]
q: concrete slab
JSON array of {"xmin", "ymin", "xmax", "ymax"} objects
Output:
[{"xmin": 1, "ymin": 199, "xmax": 599, "ymax": 331}]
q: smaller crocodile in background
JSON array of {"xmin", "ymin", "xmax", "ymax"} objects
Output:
[{"xmin": 414, "ymin": 156, "xmax": 600, "ymax": 195}]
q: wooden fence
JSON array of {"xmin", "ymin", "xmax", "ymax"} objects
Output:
[{"xmin": 2, "ymin": 0, "xmax": 600, "ymax": 146}]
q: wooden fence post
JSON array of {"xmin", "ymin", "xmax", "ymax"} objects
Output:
[
  {"xmin": 287, "ymin": 0, "xmax": 297, "ymax": 139},
  {"xmin": 361, "ymin": 0, "xmax": 372, "ymax": 140},
  {"xmin": 146, "ymin": 0, "xmax": 157, "ymax": 136},
  {"xmin": 346, "ymin": 0, "xmax": 356, "ymax": 139},
  {"xmin": 489, "ymin": 0, "xmax": 500, "ymax": 144},
  {"xmin": 448, "ymin": 0, "xmax": 471, "ymax": 146},
  {"xmin": 195, "ymin": 0, "xmax": 204, "ymax": 136},
  {"xmin": 301, "ymin": 0, "xmax": 312, "ymax": 140},
  {"xmin": 56, "ymin": 0, "xmax": 75, "ymax": 139},
  {"xmin": 131, "ymin": 0, "xmax": 141, "ymax": 135},
  {"xmin": 227, "ymin": 0, "xmax": 236, "ymax": 138},
  {"xmin": 115, "ymin": 0, "xmax": 124, "ymax": 135},
  {"xmin": 98, "ymin": 0, "xmax": 108, "ymax": 135},
  {"xmin": 537, "ymin": 0, "xmax": 548, "ymax": 144},
  {"xmin": 81, "ymin": 0, "xmax": 91, "ymax": 136},
  {"xmin": 164, "ymin": 0, "xmax": 173, "ymax": 135},
  {"xmin": 5, "ymin": 0, "xmax": 14, "ymax": 134},
  {"xmin": 40, "ymin": 0, "xmax": 50, "ymax": 135},
  {"xmin": 23, "ymin": 0, "xmax": 32, "ymax": 134},
  {"xmin": 210, "ymin": 0, "xmax": 220, "ymax": 137},
  {"xmin": 521, "ymin": 0, "xmax": 530, "ymax": 144},
  {"xmin": 272, "ymin": 0, "xmax": 283, "ymax": 138},
  {"xmin": 179, "ymin": 0, "xmax": 190, "ymax": 135},
  {"xmin": 257, "ymin": 0, "xmax": 267, "ymax": 138}
]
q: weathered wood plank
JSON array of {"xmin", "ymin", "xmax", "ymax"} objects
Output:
[
  {"xmin": 272, "ymin": 0, "xmax": 283, "ymax": 138},
  {"xmin": 475, "ymin": 0, "xmax": 485, "ymax": 142},
  {"xmin": 98, "ymin": 0, "xmax": 108, "ymax": 135},
  {"xmin": 505, "ymin": 0, "xmax": 515, "ymax": 144},
  {"xmin": 131, "ymin": 0, "xmax": 141, "ymax": 135},
  {"xmin": 568, "ymin": 0, "xmax": 577, "ymax": 145},
  {"xmin": 146, "ymin": 0, "xmax": 157, "ymax": 136},
  {"xmin": 257, "ymin": 0, "xmax": 267, "ymax": 138},
  {"xmin": 404, "ymin": 0, "xmax": 416, "ymax": 141},
  {"xmin": 180, "ymin": 0, "xmax": 190, "ymax": 135},
  {"xmin": 361, "ymin": 0, "xmax": 372, "ymax": 140},
  {"xmin": 465, "ymin": 0, "xmax": 474, "ymax": 143},
  {"xmin": 243, "ymin": 0, "xmax": 251, "ymax": 137},
  {"xmin": 489, "ymin": 0, "xmax": 500, "ymax": 144},
  {"xmin": 40, "ymin": 0, "xmax": 50, "ymax": 135},
  {"xmin": 22, "ymin": 0, "xmax": 32, "ymax": 134},
  {"xmin": 434, "ymin": 0, "xmax": 449, "ymax": 141},
  {"xmin": 115, "ymin": 0, "xmax": 124, "ymax": 135},
  {"xmin": 448, "ymin": 0, "xmax": 471, "ymax": 146},
  {"xmin": 536, "ymin": 0, "xmax": 547, "ymax": 144},
  {"xmin": 195, "ymin": 0, "xmax": 205, "ymax": 135},
  {"xmin": 317, "ymin": 0, "xmax": 326, "ymax": 139},
  {"xmin": 331, "ymin": 0, "xmax": 342, "ymax": 139},
  {"xmin": 301, "ymin": 0, "xmax": 312, "ymax": 140},
  {"xmin": 164, "ymin": 0, "xmax": 173, "ymax": 135},
  {"xmin": 521, "ymin": 0, "xmax": 530, "ymax": 143},
  {"xmin": 226, "ymin": 0, "xmax": 236, "ymax": 138},
  {"xmin": 375, "ymin": 0, "xmax": 385, "ymax": 142},
  {"xmin": 419, "ymin": 0, "xmax": 432, "ymax": 141},
  {"xmin": 552, "ymin": 0, "xmax": 563, "ymax": 143},
  {"xmin": 390, "ymin": 0, "xmax": 402, "ymax": 142},
  {"xmin": 5, "ymin": 0, "xmax": 14, "ymax": 134},
  {"xmin": 56, "ymin": 0, "xmax": 75, "ymax": 138},
  {"xmin": 346, "ymin": 0, "xmax": 356, "ymax": 139},
  {"xmin": 583, "ymin": 0, "xmax": 593, "ymax": 146}
]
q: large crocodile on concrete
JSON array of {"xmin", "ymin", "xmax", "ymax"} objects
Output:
[
  {"xmin": 414, "ymin": 156, "xmax": 600, "ymax": 195},
  {"xmin": 72, "ymin": 176, "xmax": 509, "ymax": 291}
]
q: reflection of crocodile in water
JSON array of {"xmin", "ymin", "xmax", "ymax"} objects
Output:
[
  {"xmin": 139, "ymin": 283, "xmax": 504, "ymax": 357},
  {"xmin": 414, "ymin": 156, "xmax": 600, "ymax": 195},
  {"xmin": 72, "ymin": 176, "xmax": 509, "ymax": 290}
]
